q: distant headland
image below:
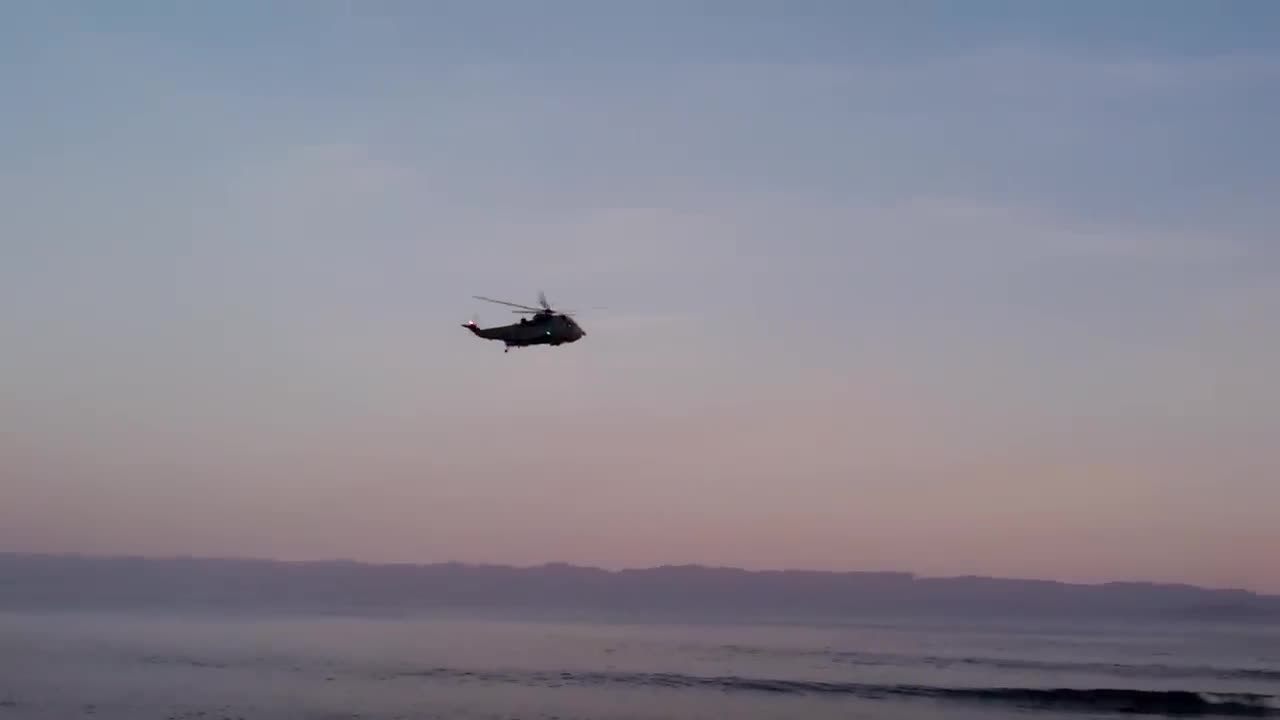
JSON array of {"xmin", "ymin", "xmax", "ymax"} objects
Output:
[{"xmin": 1, "ymin": 553, "xmax": 1276, "ymax": 623}]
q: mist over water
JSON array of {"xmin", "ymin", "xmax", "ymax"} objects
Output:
[{"xmin": 3, "ymin": 610, "xmax": 1277, "ymax": 720}]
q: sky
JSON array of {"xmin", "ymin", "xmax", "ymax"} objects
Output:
[{"xmin": 2, "ymin": 1, "xmax": 1279, "ymax": 593}]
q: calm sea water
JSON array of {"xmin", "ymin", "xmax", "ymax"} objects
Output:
[{"xmin": 1, "ymin": 610, "xmax": 1277, "ymax": 719}]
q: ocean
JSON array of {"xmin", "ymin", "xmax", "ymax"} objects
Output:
[{"xmin": 1, "ymin": 610, "xmax": 1276, "ymax": 719}]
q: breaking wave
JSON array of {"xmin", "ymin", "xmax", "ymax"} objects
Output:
[
  {"xmin": 392, "ymin": 667, "xmax": 1280, "ymax": 716},
  {"xmin": 710, "ymin": 643, "xmax": 1280, "ymax": 683}
]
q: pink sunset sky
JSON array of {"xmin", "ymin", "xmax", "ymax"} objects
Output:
[{"xmin": 2, "ymin": 3, "xmax": 1278, "ymax": 593}]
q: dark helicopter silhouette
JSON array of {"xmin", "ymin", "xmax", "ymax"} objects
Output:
[{"xmin": 462, "ymin": 291, "xmax": 586, "ymax": 353}]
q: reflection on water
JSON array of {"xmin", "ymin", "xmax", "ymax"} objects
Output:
[{"xmin": 1, "ymin": 611, "xmax": 1277, "ymax": 719}]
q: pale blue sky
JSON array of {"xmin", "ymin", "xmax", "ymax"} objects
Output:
[{"xmin": 3, "ymin": 1, "xmax": 1278, "ymax": 591}]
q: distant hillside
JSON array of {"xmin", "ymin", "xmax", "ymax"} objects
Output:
[{"xmin": 1, "ymin": 553, "xmax": 1277, "ymax": 622}]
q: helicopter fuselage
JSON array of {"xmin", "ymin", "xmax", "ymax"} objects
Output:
[{"xmin": 463, "ymin": 312, "xmax": 585, "ymax": 351}]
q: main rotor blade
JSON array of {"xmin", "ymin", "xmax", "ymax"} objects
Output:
[
  {"xmin": 512, "ymin": 309, "xmax": 575, "ymax": 316},
  {"xmin": 537, "ymin": 290, "xmax": 550, "ymax": 310},
  {"xmin": 473, "ymin": 295, "xmax": 543, "ymax": 312}
]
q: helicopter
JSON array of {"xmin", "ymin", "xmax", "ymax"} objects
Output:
[{"xmin": 462, "ymin": 291, "xmax": 587, "ymax": 353}]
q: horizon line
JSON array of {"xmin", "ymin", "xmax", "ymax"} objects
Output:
[{"xmin": 4, "ymin": 550, "xmax": 1269, "ymax": 599}]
